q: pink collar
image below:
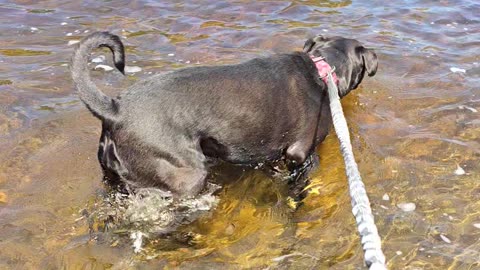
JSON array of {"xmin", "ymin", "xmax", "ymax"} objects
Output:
[{"xmin": 310, "ymin": 55, "xmax": 339, "ymax": 85}]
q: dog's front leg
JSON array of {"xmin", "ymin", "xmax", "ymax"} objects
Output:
[
  {"xmin": 286, "ymin": 153, "xmax": 319, "ymax": 203},
  {"xmin": 285, "ymin": 141, "xmax": 310, "ymax": 168}
]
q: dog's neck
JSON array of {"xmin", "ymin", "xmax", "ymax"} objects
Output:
[{"xmin": 309, "ymin": 55, "xmax": 339, "ymax": 85}]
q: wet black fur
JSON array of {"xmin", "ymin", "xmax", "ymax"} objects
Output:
[{"xmin": 71, "ymin": 32, "xmax": 378, "ymax": 198}]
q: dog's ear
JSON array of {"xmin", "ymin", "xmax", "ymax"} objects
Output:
[
  {"xmin": 303, "ymin": 37, "xmax": 316, "ymax": 53},
  {"xmin": 304, "ymin": 35, "xmax": 329, "ymax": 53},
  {"xmin": 359, "ymin": 47, "xmax": 378, "ymax": 76}
]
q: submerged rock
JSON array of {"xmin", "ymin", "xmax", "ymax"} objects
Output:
[
  {"xmin": 440, "ymin": 234, "xmax": 451, "ymax": 244},
  {"xmin": 397, "ymin": 202, "xmax": 416, "ymax": 212},
  {"xmin": 454, "ymin": 165, "xmax": 466, "ymax": 175},
  {"xmin": 0, "ymin": 191, "xmax": 7, "ymax": 203}
]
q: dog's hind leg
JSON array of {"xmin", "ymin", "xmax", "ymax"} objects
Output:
[
  {"xmin": 159, "ymin": 161, "xmax": 207, "ymax": 198},
  {"xmin": 156, "ymin": 155, "xmax": 208, "ymax": 198},
  {"xmin": 170, "ymin": 167, "xmax": 208, "ymax": 198}
]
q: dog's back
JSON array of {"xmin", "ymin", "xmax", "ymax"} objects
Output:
[{"xmin": 116, "ymin": 54, "xmax": 325, "ymax": 164}]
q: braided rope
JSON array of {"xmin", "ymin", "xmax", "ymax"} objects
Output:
[{"xmin": 326, "ymin": 72, "xmax": 387, "ymax": 269}]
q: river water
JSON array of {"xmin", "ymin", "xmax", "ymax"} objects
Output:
[{"xmin": 0, "ymin": 0, "xmax": 479, "ymax": 269}]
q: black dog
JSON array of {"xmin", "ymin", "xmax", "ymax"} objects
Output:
[{"xmin": 71, "ymin": 32, "xmax": 377, "ymax": 198}]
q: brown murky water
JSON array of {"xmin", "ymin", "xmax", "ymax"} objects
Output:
[{"xmin": 1, "ymin": 0, "xmax": 479, "ymax": 269}]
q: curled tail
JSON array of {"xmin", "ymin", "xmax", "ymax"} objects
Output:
[{"xmin": 70, "ymin": 32, "xmax": 125, "ymax": 122}]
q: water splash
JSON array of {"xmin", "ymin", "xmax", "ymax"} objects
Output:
[{"xmin": 90, "ymin": 183, "xmax": 220, "ymax": 252}]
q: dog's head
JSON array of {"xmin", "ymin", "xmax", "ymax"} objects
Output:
[{"xmin": 303, "ymin": 35, "xmax": 378, "ymax": 97}]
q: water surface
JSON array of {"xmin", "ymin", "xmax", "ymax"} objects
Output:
[{"xmin": 0, "ymin": 0, "xmax": 479, "ymax": 269}]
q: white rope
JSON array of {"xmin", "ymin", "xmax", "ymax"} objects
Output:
[{"xmin": 326, "ymin": 72, "xmax": 387, "ymax": 269}]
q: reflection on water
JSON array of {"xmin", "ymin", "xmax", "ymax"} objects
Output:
[{"xmin": 0, "ymin": 0, "xmax": 479, "ymax": 269}]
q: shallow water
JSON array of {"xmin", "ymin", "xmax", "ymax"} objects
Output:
[{"xmin": 0, "ymin": 0, "xmax": 479, "ymax": 269}]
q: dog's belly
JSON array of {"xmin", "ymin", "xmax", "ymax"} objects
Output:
[
  {"xmin": 227, "ymin": 144, "xmax": 285, "ymax": 164},
  {"xmin": 200, "ymin": 134, "xmax": 285, "ymax": 164},
  {"xmin": 200, "ymin": 118, "xmax": 318, "ymax": 165},
  {"xmin": 200, "ymin": 99, "xmax": 331, "ymax": 166}
]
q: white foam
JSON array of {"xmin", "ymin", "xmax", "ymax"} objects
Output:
[
  {"xmin": 94, "ymin": 64, "xmax": 114, "ymax": 71},
  {"xmin": 91, "ymin": 55, "xmax": 105, "ymax": 63},
  {"xmin": 124, "ymin": 66, "xmax": 142, "ymax": 73},
  {"xmin": 458, "ymin": 105, "xmax": 478, "ymax": 113},
  {"xmin": 90, "ymin": 183, "xmax": 220, "ymax": 253},
  {"xmin": 130, "ymin": 231, "xmax": 145, "ymax": 253},
  {"xmin": 450, "ymin": 67, "xmax": 466, "ymax": 73},
  {"xmin": 67, "ymin": 40, "xmax": 80, "ymax": 46}
]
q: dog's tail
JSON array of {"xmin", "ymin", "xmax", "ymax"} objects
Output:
[{"xmin": 70, "ymin": 32, "xmax": 125, "ymax": 122}]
